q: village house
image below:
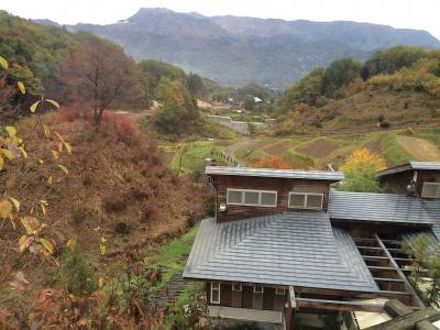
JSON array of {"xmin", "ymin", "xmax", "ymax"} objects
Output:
[{"xmin": 183, "ymin": 162, "xmax": 440, "ymax": 329}]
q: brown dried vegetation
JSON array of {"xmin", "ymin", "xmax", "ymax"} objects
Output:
[{"xmin": 0, "ymin": 110, "xmax": 209, "ymax": 325}]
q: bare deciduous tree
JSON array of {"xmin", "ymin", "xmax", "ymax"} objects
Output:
[{"xmin": 60, "ymin": 39, "xmax": 144, "ymax": 127}]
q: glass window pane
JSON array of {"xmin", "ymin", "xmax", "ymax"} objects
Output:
[
  {"xmin": 307, "ymin": 195, "xmax": 323, "ymax": 209},
  {"xmin": 422, "ymin": 183, "xmax": 440, "ymax": 198},
  {"xmin": 261, "ymin": 192, "xmax": 276, "ymax": 206},
  {"xmin": 289, "ymin": 194, "xmax": 305, "ymax": 208},
  {"xmin": 228, "ymin": 190, "xmax": 242, "ymax": 204},
  {"xmin": 211, "ymin": 290, "xmax": 219, "ymax": 303},
  {"xmin": 244, "ymin": 191, "xmax": 259, "ymax": 204}
]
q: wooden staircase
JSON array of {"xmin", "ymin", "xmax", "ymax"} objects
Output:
[{"xmin": 352, "ymin": 234, "xmax": 425, "ymax": 309}]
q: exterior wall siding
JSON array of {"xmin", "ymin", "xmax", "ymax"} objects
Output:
[
  {"xmin": 207, "ymin": 282, "xmax": 287, "ymax": 312},
  {"xmin": 380, "ymin": 170, "xmax": 440, "ymax": 198},
  {"xmin": 213, "ymin": 175, "xmax": 331, "ymax": 222}
]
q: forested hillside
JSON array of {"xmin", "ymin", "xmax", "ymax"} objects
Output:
[
  {"xmin": 274, "ymin": 46, "xmax": 440, "ymax": 135},
  {"xmin": 0, "ymin": 12, "xmax": 213, "ymax": 328}
]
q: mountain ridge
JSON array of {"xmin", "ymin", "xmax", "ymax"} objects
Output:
[{"xmin": 46, "ymin": 8, "xmax": 440, "ymax": 88}]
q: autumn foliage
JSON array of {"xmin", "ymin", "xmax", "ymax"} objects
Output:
[
  {"xmin": 340, "ymin": 147, "xmax": 386, "ymax": 173},
  {"xmin": 250, "ymin": 155, "xmax": 290, "ymax": 169},
  {"xmin": 339, "ymin": 147, "xmax": 386, "ymax": 192}
]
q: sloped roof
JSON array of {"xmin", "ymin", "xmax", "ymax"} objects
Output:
[
  {"xmin": 205, "ymin": 166, "xmax": 344, "ymax": 181},
  {"xmin": 410, "ymin": 161, "xmax": 440, "ymax": 171},
  {"xmin": 184, "ymin": 212, "xmax": 378, "ymax": 292},
  {"xmin": 329, "ymin": 190, "xmax": 440, "ymax": 225},
  {"xmin": 377, "ymin": 161, "xmax": 440, "ymax": 177}
]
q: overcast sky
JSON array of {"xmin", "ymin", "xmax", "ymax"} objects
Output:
[{"xmin": 3, "ymin": 0, "xmax": 440, "ymax": 39}]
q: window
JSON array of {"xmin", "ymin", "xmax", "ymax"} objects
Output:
[
  {"xmin": 227, "ymin": 190, "xmax": 243, "ymax": 204},
  {"xmin": 421, "ymin": 182, "xmax": 440, "ymax": 199},
  {"xmin": 210, "ymin": 282, "xmax": 220, "ymax": 304},
  {"xmin": 232, "ymin": 283, "xmax": 242, "ymax": 292},
  {"xmin": 253, "ymin": 285, "xmax": 264, "ymax": 293},
  {"xmin": 226, "ymin": 189, "xmax": 277, "ymax": 207},
  {"xmin": 288, "ymin": 192, "xmax": 323, "ymax": 210},
  {"xmin": 275, "ymin": 287, "xmax": 286, "ymax": 295}
]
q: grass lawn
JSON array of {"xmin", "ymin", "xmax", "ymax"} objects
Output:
[
  {"xmin": 170, "ymin": 139, "xmax": 236, "ymax": 173},
  {"xmin": 379, "ymin": 134, "xmax": 414, "ymax": 165},
  {"xmin": 413, "ymin": 128, "xmax": 440, "ymax": 147},
  {"xmin": 147, "ymin": 225, "xmax": 198, "ymax": 284}
]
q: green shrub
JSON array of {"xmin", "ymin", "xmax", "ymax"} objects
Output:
[
  {"xmin": 379, "ymin": 121, "xmax": 391, "ymax": 128},
  {"xmin": 56, "ymin": 245, "xmax": 97, "ymax": 296}
]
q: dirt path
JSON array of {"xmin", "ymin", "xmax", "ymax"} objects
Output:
[{"xmin": 396, "ymin": 135, "xmax": 440, "ymax": 161}]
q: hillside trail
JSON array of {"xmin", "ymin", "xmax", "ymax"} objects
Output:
[{"xmin": 396, "ymin": 135, "xmax": 440, "ymax": 161}]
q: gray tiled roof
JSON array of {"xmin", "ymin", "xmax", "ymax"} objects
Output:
[
  {"xmin": 329, "ymin": 190, "xmax": 440, "ymax": 225},
  {"xmin": 184, "ymin": 212, "xmax": 378, "ymax": 292},
  {"xmin": 205, "ymin": 166, "xmax": 344, "ymax": 181}
]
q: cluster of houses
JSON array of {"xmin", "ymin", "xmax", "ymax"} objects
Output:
[{"xmin": 183, "ymin": 161, "xmax": 440, "ymax": 329}]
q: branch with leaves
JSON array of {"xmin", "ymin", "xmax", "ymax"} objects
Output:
[{"xmin": 0, "ymin": 55, "xmax": 72, "ymax": 259}]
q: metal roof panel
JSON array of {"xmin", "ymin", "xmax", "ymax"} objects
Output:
[{"xmin": 205, "ymin": 166, "xmax": 344, "ymax": 181}]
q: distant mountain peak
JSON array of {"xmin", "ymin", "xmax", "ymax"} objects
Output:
[{"xmin": 66, "ymin": 8, "xmax": 440, "ymax": 88}]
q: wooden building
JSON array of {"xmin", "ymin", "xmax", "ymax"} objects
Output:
[
  {"xmin": 184, "ymin": 163, "xmax": 440, "ymax": 329},
  {"xmin": 377, "ymin": 161, "xmax": 440, "ymax": 198}
]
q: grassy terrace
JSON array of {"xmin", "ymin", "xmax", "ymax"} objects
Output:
[
  {"xmin": 230, "ymin": 128, "xmax": 439, "ymax": 168},
  {"xmin": 147, "ymin": 225, "xmax": 198, "ymax": 287}
]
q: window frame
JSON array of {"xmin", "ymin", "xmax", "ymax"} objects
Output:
[
  {"xmin": 226, "ymin": 189, "xmax": 278, "ymax": 208},
  {"xmin": 210, "ymin": 282, "xmax": 221, "ymax": 304},
  {"xmin": 275, "ymin": 287, "xmax": 286, "ymax": 295},
  {"xmin": 421, "ymin": 182, "xmax": 440, "ymax": 199},
  {"xmin": 232, "ymin": 283, "xmax": 242, "ymax": 292},
  {"xmin": 253, "ymin": 285, "xmax": 264, "ymax": 294},
  {"xmin": 288, "ymin": 192, "xmax": 324, "ymax": 210}
]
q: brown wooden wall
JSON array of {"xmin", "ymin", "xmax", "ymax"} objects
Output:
[
  {"xmin": 380, "ymin": 170, "xmax": 440, "ymax": 197},
  {"xmin": 212, "ymin": 175, "xmax": 331, "ymax": 222},
  {"xmin": 207, "ymin": 282, "xmax": 287, "ymax": 311}
]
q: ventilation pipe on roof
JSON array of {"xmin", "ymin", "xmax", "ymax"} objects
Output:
[{"xmin": 327, "ymin": 163, "xmax": 335, "ymax": 172}]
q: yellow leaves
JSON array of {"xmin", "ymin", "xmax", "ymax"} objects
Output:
[
  {"xmin": 46, "ymin": 99, "xmax": 60, "ymax": 109},
  {"xmin": 67, "ymin": 237, "xmax": 77, "ymax": 251},
  {"xmin": 9, "ymin": 197, "xmax": 20, "ymax": 212},
  {"xmin": 43, "ymin": 124, "xmax": 51, "ymax": 138},
  {"xmin": 58, "ymin": 164, "xmax": 69, "ymax": 174},
  {"xmin": 340, "ymin": 147, "xmax": 387, "ymax": 174},
  {"xmin": 17, "ymin": 81, "xmax": 25, "ymax": 95},
  {"xmin": 47, "ymin": 176, "xmax": 53, "ymax": 186},
  {"xmin": 18, "ymin": 147, "xmax": 27, "ymax": 159},
  {"xmin": 0, "ymin": 55, "xmax": 8, "ymax": 70},
  {"xmin": 40, "ymin": 200, "xmax": 48, "ymax": 215},
  {"xmin": 99, "ymin": 237, "xmax": 107, "ymax": 255},
  {"xmin": 63, "ymin": 142, "xmax": 72, "ymax": 154},
  {"xmin": 55, "ymin": 131, "xmax": 64, "ymax": 142},
  {"xmin": 0, "ymin": 155, "xmax": 3, "ymax": 171},
  {"xmin": 0, "ymin": 198, "xmax": 13, "ymax": 218},
  {"xmin": 29, "ymin": 100, "xmax": 41, "ymax": 113},
  {"xmin": 39, "ymin": 238, "xmax": 55, "ymax": 254},
  {"xmin": 1, "ymin": 148, "xmax": 14, "ymax": 160},
  {"xmin": 51, "ymin": 150, "xmax": 59, "ymax": 160},
  {"xmin": 18, "ymin": 235, "xmax": 33, "ymax": 253},
  {"xmin": 5, "ymin": 126, "xmax": 16, "ymax": 137},
  {"xmin": 21, "ymin": 216, "xmax": 41, "ymax": 235}
]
